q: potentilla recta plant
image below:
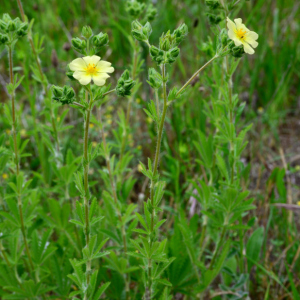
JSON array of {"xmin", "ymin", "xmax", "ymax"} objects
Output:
[{"xmin": 51, "ymin": 25, "xmax": 135, "ymax": 299}]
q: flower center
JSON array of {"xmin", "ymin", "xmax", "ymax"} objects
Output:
[
  {"xmin": 236, "ymin": 28, "xmax": 247, "ymax": 40},
  {"xmin": 85, "ymin": 63, "xmax": 98, "ymax": 75}
]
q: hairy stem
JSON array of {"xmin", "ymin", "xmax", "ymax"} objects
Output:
[
  {"xmin": 83, "ymin": 90, "xmax": 92, "ymax": 297},
  {"xmin": 8, "ymin": 46, "xmax": 34, "ymax": 272},
  {"xmin": 98, "ymin": 108, "xmax": 129, "ymax": 297},
  {"xmin": 176, "ymin": 54, "xmax": 219, "ymax": 97},
  {"xmin": 16, "ymin": 0, "xmax": 60, "ymax": 153},
  {"xmin": 147, "ymin": 64, "xmax": 168, "ymax": 299}
]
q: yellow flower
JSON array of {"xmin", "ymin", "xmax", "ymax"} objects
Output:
[
  {"xmin": 227, "ymin": 17, "xmax": 258, "ymax": 55},
  {"xmin": 107, "ymin": 105, "xmax": 114, "ymax": 112},
  {"xmin": 20, "ymin": 129, "xmax": 27, "ymax": 137},
  {"xmin": 69, "ymin": 55, "xmax": 114, "ymax": 86},
  {"xmin": 92, "ymin": 141, "xmax": 97, "ymax": 148},
  {"xmin": 137, "ymin": 145, "xmax": 142, "ymax": 150},
  {"xmin": 297, "ymin": 201, "xmax": 300, "ymax": 206},
  {"xmin": 2, "ymin": 173, "xmax": 8, "ymax": 180},
  {"xmin": 137, "ymin": 164, "xmax": 143, "ymax": 172},
  {"xmin": 257, "ymin": 107, "xmax": 264, "ymax": 114},
  {"xmin": 89, "ymin": 123, "xmax": 95, "ymax": 129},
  {"xmin": 107, "ymin": 119, "xmax": 112, "ymax": 125}
]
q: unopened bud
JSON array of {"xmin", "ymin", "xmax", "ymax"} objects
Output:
[{"xmin": 81, "ymin": 26, "xmax": 93, "ymax": 38}]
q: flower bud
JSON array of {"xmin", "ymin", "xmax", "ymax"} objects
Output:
[
  {"xmin": 0, "ymin": 34, "xmax": 9, "ymax": 45},
  {"xmin": 132, "ymin": 29, "xmax": 146, "ymax": 42},
  {"xmin": 66, "ymin": 87, "xmax": 75, "ymax": 99},
  {"xmin": 131, "ymin": 20, "xmax": 143, "ymax": 31},
  {"xmin": 230, "ymin": 44, "xmax": 245, "ymax": 58},
  {"xmin": 8, "ymin": 20, "xmax": 16, "ymax": 32},
  {"xmin": 205, "ymin": 0, "xmax": 220, "ymax": 9},
  {"xmin": 160, "ymin": 38, "xmax": 171, "ymax": 51},
  {"xmin": 71, "ymin": 37, "xmax": 86, "ymax": 51},
  {"xmin": 143, "ymin": 22, "xmax": 152, "ymax": 38},
  {"xmin": 92, "ymin": 32, "xmax": 109, "ymax": 48},
  {"xmin": 147, "ymin": 68, "xmax": 162, "ymax": 90},
  {"xmin": 169, "ymin": 47, "xmax": 180, "ymax": 58},
  {"xmin": 3, "ymin": 14, "xmax": 12, "ymax": 23},
  {"xmin": 149, "ymin": 45, "xmax": 160, "ymax": 57},
  {"xmin": 81, "ymin": 26, "xmax": 93, "ymax": 38},
  {"xmin": 173, "ymin": 23, "xmax": 188, "ymax": 45},
  {"xmin": 52, "ymin": 85, "xmax": 63, "ymax": 98},
  {"xmin": 206, "ymin": 13, "xmax": 222, "ymax": 25},
  {"xmin": 0, "ymin": 20, "xmax": 8, "ymax": 32},
  {"xmin": 116, "ymin": 70, "xmax": 136, "ymax": 97},
  {"xmin": 126, "ymin": 1, "xmax": 146, "ymax": 19},
  {"xmin": 146, "ymin": 4, "xmax": 157, "ymax": 21}
]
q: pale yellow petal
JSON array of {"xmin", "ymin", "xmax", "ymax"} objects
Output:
[
  {"xmin": 78, "ymin": 74, "xmax": 92, "ymax": 85},
  {"xmin": 69, "ymin": 58, "xmax": 86, "ymax": 71},
  {"xmin": 245, "ymin": 31, "xmax": 259, "ymax": 41},
  {"xmin": 97, "ymin": 61, "xmax": 114, "ymax": 73},
  {"xmin": 82, "ymin": 55, "xmax": 101, "ymax": 66},
  {"xmin": 235, "ymin": 18, "xmax": 250, "ymax": 32},
  {"xmin": 243, "ymin": 42, "xmax": 255, "ymax": 55},
  {"xmin": 232, "ymin": 38, "xmax": 243, "ymax": 47},
  {"xmin": 247, "ymin": 39, "xmax": 258, "ymax": 48},
  {"xmin": 92, "ymin": 73, "xmax": 109, "ymax": 86},
  {"xmin": 227, "ymin": 17, "xmax": 236, "ymax": 33},
  {"xmin": 73, "ymin": 70, "xmax": 85, "ymax": 80}
]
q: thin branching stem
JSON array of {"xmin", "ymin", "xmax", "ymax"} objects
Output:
[
  {"xmin": 83, "ymin": 90, "xmax": 92, "ymax": 292},
  {"xmin": 8, "ymin": 46, "xmax": 34, "ymax": 272},
  {"xmin": 98, "ymin": 108, "xmax": 130, "ymax": 298},
  {"xmin": 176, "ymin": 54, "xmax": 219, "ymax": 97},
  {"xmin": 16, "ymin": 0, "xmax": 60, "ymax": 153},
  {"xmin": 147, "ymin": 64, "xmax": 168, "ymax": 299}
]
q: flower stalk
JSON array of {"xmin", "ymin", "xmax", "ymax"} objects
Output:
[{"xmin": 8, "ymin": 45, "xmax": 34, "ymax": 272}]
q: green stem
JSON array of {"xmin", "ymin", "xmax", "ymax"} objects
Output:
[
  {"xmin": 83, "ymin": 90, "xmax": 93, "ymax": 296},
  {"xmin": 98, "ymin": 110, "xmax": 129, "ymax": 297},
  {"xmin": 9, "ymin": 46, "xmax": 34, "ymax": 272},
  {"xmin": 176, "ymin": 54, "xmax": 219, "ymax": 97},
  {"xmin": 209, "ymin": 225, "xmax": 226, "ymax": 270},
  {"xmin": 120, "ymin": 41, "xmax": 139, "ymax": 163},
  {"xmin": 16, "ymin": 0, "xmax": 60, "ymax": 153},
  {"xmin": 147, "ymin": 64, "xmax": 168, "ymax": 299}
]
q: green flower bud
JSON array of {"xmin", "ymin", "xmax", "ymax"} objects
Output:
[
  {"xmin": 52, "ymin": 85, "xmax": 63, "ymax": 99},
  {"xmin": 132, "ymin": 29, "xmax": 146, "ymax": 42},
  {"xmin": 172, "ymin": 24, "xmax": 188, "ymax": 46},
  {"xmin": 206, "ymin": 13, "xmax": 222, "ymax": 25},
  {"xmin": 71, "ymin": 37, "xmax": 86, "ymax": 51},
  {"xmin": 0, "ymin": 34, "xmax": 9, "ymax": 45},
  {"xmin": 165, "ymin": 52, "xmax": 175, "ymax": 64},
  {"xmin": 149, "ymin": 45, "xmax": 160, "ymax": 57},
  {"xmin": 146, "ymin": 4, "xmax": 157, "ymax": 21},
  {"xmin": 8, "ymin": 20, "xmax": 16, "ymax": 32},
  {"xmin": 66, "ymin": 87, "xmax": 75, "ymax": 99},
  {"xmin": 131, "ymin": 20, "xmax": 143, "ymax": 31},
  {"xmin": 126, "ymin": 0, "xmax": 146, "ymax": 19},
  {"xmin": 81, "ymin": 26, "xmax": 93, "ymax": 39},
  {"xmin": 116, "ymin": 70, "xmax": 136, "ymax": 97},
  {"xmin": 160, "ymin": 38, "xmax": 171, "ymax": 51},
  {"xmin": 3, "ymin": 14, "xmax": 12, "ymax": 23},
  {"xmin": 92, "ymin": 32, "xmax": 109, "ymax": 48},
  {"xmin": 52, "ymin": 85, "xmax": 76, "ymax": 105},
  {"xmin": 169, "ymin": 47, "xmax": 180, "ymax": 58},
  {"xmin": 143, "ymin": 22, "xmax": 152, "ymax": 38},
  {"xmin": 205, "ymin": 0, "xmax": 220, "ymax": 9},
  {"xmin": 147, "ymin": 68, "xmax": 162, "ymax": 90},
  {"xmin": 230, "ymin": 44, "xmax": 245, "ymax": 58},
  {"xmin": 0, "ymin": 20, "xmax": 7, "ymax": 32}
]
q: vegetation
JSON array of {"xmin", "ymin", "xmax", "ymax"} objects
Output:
[{"xmin": 0, "ymin": 0, "xmax": 299, "ymax": 299}]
